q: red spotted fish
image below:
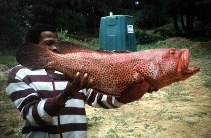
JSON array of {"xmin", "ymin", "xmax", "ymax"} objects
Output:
[{"xmin": 16, "ymin": 42, "xmax": 200, "ymax": 100}]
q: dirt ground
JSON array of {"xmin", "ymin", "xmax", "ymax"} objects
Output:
[
  {"xmin": 86, "ymin": 73, "xmax": 211, "ymax": 138},
  {"xmin": 0, "ymin": 38, "xmax": 210, "ymax": 138}
]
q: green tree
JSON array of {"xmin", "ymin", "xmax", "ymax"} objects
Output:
[
  {"xmin": 167, "ymin": 0, "xmax": 211, "ymax": 37},
  {"xmin": 0, "ymin": 0, "xmax": 25, "ymax": 50}
]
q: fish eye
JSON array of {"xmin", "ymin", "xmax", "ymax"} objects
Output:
[{"xmin": 170, "ymin": 50, "xmax": 175, "ymax": 55}]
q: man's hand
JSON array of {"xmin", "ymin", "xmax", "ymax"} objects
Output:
[
  {"xmin": 50, "ymin": 72, "xmax": 93, "ymax": 111},
  {"xmin": 62, "ymin": 72, "xmax": 92, "ymax": 99}
]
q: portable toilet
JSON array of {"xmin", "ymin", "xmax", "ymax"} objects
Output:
[{"xmin": 99, "ymin": 14, "xmax": 136, "ymax": 51}]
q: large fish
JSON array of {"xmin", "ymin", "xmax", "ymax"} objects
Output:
[{"xmin": 16, "ymin": 42, "xmax": 200, "ymax": 100}]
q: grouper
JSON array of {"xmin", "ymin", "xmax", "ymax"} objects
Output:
[{"xmin": 16, "ymin": 42, "xmax": 200, "ymax": 101}]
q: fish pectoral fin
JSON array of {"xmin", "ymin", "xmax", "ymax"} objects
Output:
[
  {"xmin": 146, "ymin": 86, "xmax": 159, "ymax": 93},
  {"xmin": 132, "ymin": 71, "xmax": 144, "ymax": 84},
  {"xmin": 117, "ymin": 81, "xmax": 149, "ymax": 104}
]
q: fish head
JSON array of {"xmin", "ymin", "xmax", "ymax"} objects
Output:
[{"xmin": 144, "ymin": 48, "xmax": 200, "ymax": 89}]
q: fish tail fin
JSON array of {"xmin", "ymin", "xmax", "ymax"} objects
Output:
[{"xmin": 16, "ymin": 43, "xmax": 56, "ymax": 69}]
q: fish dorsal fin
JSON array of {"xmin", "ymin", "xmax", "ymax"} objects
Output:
[
  {"xmin": 112, "ymin": 50, "xmax": 132, "ymax": 53},
  {"xmin": 96, "ymin": 49, "xmax": 133, "ymax": 54},
  {"xmin": 55, "ymin": 41, "xmax": 94, "ymax": 54}
]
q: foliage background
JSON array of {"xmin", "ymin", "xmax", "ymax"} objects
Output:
[{"xmin": 0, "ymin": 0, "xmax": 211, "ymax": 51}]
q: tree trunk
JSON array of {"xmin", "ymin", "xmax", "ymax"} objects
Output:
[
  {"xmin": 172, "ymin": 14, "xmax": 180, "ymax": 36},
  {"xmin": 186, "ymin": 15, "xmax": 194, "ymax": 35},
  {"xmin": 180, "ymin": 15, "xmax": 186, "ymax": 32}
]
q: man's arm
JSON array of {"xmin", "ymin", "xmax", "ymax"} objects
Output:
[
  {"xmin": 6, "ymin": 66, "xmax": 67, "ymax": 126},
  {"xmin": 6, "ymin": 66, "xmax": 89, "ymax": 126},
  {"xmin": 85, "ymin": 89, "xmax": 123, "ymax": 109},
  {"xmin": 85, "ymin": 82, "xmax": 150, "ymax": 106}
]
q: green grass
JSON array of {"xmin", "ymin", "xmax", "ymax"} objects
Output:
[
  {"xmin": 165, "ymin": 85, "xmax": 191, "ymax": 103},
  {"xmin": 194, "ymin": 112, "xmax": 208, "ymax": 118},
  {"xmin": 106, "ymin": 127, "xmax": 122, "ymax": 138},
  {"xmin": 144, "ymin": 123, "xmax": 150, "ymax": 129},
  {"xmin": 204, "ymin": 80, "xmax": 211, "ymax": 88},
  {"xmin": 87, "ymin": 115, "xmax": 104, "ymax": 126},
  {"xmin": 0, "ymin": 50, "xmax": 17, "ymax": 68},
  {"xmin": 58, "ymin": 29, "xmax": 99, "ymax": 50},
  {"xmin": 167, "ymin": 115, "xmax": 182, "ymax": 120}
]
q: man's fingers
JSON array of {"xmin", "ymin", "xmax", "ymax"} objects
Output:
[
  {"xmin": 71, "ymin": 72, "xmax": 93, "ymax": 89},
  {"xmin": 87, "ymin": 78, "xmax": 94, "ymax": 88},
  {"xmin": 72, "ymin": 72, "xmax": 81, "ymax": 85},
  {"xmin": 75, "ymin": 72, "xmax": 80, "ymax": 77},
  {"xmin": 79, "ymin": 73, "xmax": 94, "ymax": 89},
  {"xmin": 80, "ymin": 73, "xmax": 89, "ymax": 89}
]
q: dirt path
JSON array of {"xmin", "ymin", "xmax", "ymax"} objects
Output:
[{"xmin": 86, "ymin": 71, "xmax": 211, "ymax": 138}]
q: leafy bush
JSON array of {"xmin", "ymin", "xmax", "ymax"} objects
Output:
[
  {"xmin": 135, "ymin": 29, "xmax": 164, "ymax": 45},
  {"xmin": 58, "ymin": 30, "xmax": 99, "ymax": 50},
  {"xmin": 0, "ymin": 50, "xmax": 17, "ymax": 68}
]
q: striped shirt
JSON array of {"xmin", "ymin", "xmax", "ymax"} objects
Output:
[{"xmin": 6, "ymin": 65, "xmax": 123, "ymax": 138}]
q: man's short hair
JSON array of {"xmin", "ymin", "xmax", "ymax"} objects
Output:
[{"xmin": 26, "ymin": 23, "xmax": 56, "ymax": 44}]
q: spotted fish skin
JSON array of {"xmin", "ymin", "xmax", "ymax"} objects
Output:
[{"xmin": 16, "ymin": 42, "xmax": 200, "ymax": 98}]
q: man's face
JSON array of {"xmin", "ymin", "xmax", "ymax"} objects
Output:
[{"xmin": 39, "ymin": 31, "xmax": 59, "ymax": 53}]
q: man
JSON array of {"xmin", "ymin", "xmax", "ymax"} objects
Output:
[{"xmin": 6, "ymin": 24, "xmax": 142, "ymax": 138}]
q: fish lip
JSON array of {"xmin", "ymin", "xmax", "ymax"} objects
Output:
[
  {"xmin": 181, "ymin": 49, "xmax": 200, "ymax": 75},
  {"xmin": 186, "ymin": 67, "xmax": 200, "ymax": 74},
  {"xmin": 183, "ymin": 49, "xmax": 190, "ymax": 70}
]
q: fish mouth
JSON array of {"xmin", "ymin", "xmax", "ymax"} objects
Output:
[{"xmin": 179, "ymin": 49, "xmax": 200, "ymax": 80}]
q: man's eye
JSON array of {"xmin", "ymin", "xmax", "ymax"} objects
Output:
[{"xmin": 45, "ymin": 41, "xmax": 54, "ymax": 46}]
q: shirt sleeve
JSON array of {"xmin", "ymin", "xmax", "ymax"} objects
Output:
[
  {"xmin": 84, "ymin": 89, "xmax": 123, "ymax": 109},
  {"xmin": 5, "ymin": 66, "xmax": 64, "ymax": 126}
]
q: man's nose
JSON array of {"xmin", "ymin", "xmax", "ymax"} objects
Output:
[
  {"xmin": 50, "ymin": 45, "xmax": 60, "ymax": 53},
  {"xmin": 50, "ymin": 45, "xmax": 57, "ymax": 50}
]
